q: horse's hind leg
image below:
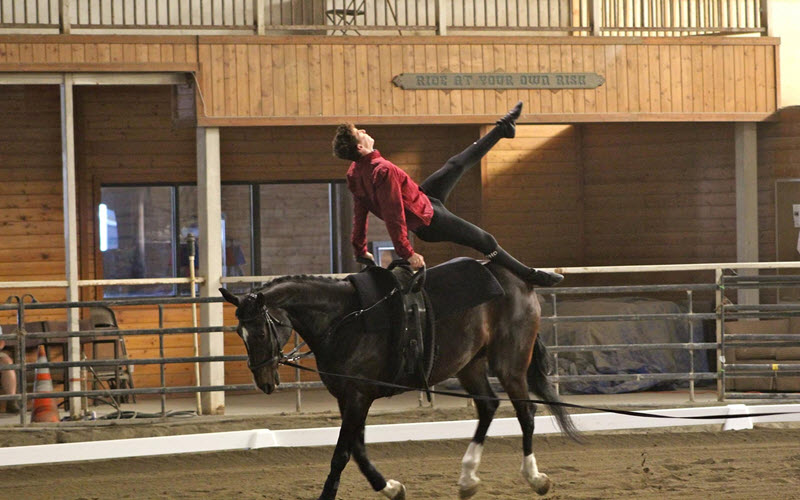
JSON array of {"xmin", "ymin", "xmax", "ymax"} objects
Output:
[
  {"xmin": 456, "ymin": 357, "xmax": 500, "ymax": 499},
  {"xmin": 494, "ymin": 369, "xmax": 552, "ymax": 496}
]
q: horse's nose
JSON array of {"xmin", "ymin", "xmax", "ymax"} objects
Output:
[{"xmin": 259, "ymin": 382, "xmax": 275, "ymax": 395}]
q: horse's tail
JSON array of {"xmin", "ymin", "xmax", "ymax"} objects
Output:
[{"xmin": 527, "ymin": 337, "xmax": 581, "ymax": 442}]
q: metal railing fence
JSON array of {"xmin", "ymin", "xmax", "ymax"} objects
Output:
[
  {"xmin": 0, "ymin": 0, "xmax": 766, "ymax": 35},
  {"xmin": 2, "ymin": 260, "xmax": 800, "ymax": 425}
]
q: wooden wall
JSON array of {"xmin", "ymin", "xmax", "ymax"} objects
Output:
[
  {"xmin": 0, "ymin": 35, "xmax": 196, "ymax": 71},
  {"xmin": 759, "ymin": 107, "xmax": 800, "ymax": 262},
  {"xmin": 196, "ymin": 36, "xmax": 779, "ymax": 125},
  {"xmin": 485, "ymin": 120, "xmax": 781, "ymax": 291},
  {"xmin": 0, "ymin": 35, "xmax": 779, "ymax": 124},
  {"xmin": 4, "ymin": 84, "xmax": 800, "ymax": 390},
  {"xmin": 0, "ymin": 85, "xmax": 65, "ymax": 324},
  {"xmin": 483, "ymin": 124, "xmax": 583, "ymax": 267}
]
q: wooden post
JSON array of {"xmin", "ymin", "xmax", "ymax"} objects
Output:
[
  {"xmin": 59, "ymin": 0, "xmax": 71, "ymax": 34},
  {"xmin": 60, "ymin": 74, "xmax": 82, "ymax": 418},
  {"xmin": 591, "ymin": 0, "xmax": 602, "ymax": 36},
  {"xmin": 435, "ymin": 0, "xmax": 448, "ymax": 35},
  {"xmin": 256, "ymin": 0, "xmax": 266, "ymax": 35},
  {"xmin": 762, "ymin": 0, "xmax": 772, "ymax": 36},
  {"xmin": 735, "ymin": 122, "xmax": 759, "ymax": 306},
  {"xmin": 197, "ymin": 127, "xmax": 226, "ymax": 415},
  {"xmin": 715, "ymin": 268, "xmax": 724, "ymax": 401}
]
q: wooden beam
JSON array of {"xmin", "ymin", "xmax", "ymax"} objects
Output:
[
  {"xmin": 60, "ymin": 73, "xmax": 82, "ymax": 418},
  {"xmin": 197, "ymin": 126, "xmax": 225, "ymax": 415},
  {"xmin": 735, "ymin": 121, "xmax": 759, "ymax": 306},
  {"xmin": 197, "ymin": 112, "xmax": 779, "ymax": 127},
  {"xmin": 0, "ymin": 63, "xmax": 197, "ymax": 73}
]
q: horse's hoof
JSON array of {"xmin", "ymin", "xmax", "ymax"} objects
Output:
[
  {"xmin": 381, "ymin": 479, "xmax": 406, "ymax": 500},
  {"xmin": 458, "ymin": 482, "xmax": 480, "ymax": 499},
  {"xmin": 530, "ymin": 473, "xmax": 552, "ymax": 496}
]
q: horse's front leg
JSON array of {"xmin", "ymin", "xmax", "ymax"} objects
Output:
[
  {"xmin": 352, "ymin": 427, "xmax": 406, "ymax": 499},
  {"xmin": 319, "ymin": 394, "xmax": 404, "ymax": 500},
  {"xmin": 318, "ymin": 395, "xmax": 368, "ymax": 500}
]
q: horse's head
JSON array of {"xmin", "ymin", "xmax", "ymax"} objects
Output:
[{"xmin": 220, "ymin": 287, "xmax": 293, "ymax": 395}]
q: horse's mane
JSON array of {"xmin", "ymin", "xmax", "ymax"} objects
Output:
[
  {"xmin": 256, "ymin": 274, "xmax": 343, "ymax": 291},
  {"xmin": 237, "ymin": 274, "xmax": 349, "ymax": 320}
]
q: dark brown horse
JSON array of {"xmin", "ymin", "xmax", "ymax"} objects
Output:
[{"xmin": 220, "ymin": 263, "xmax": 578, "ymax": 500}]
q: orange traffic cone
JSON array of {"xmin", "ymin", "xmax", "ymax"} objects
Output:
[{"xmin": 31, "ymin": 345, "xmax": 59, "ymax": 423}]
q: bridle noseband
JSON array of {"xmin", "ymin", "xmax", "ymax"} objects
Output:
[{"xmin": 238, "ymin": 304, "xmax": 290, "ymax": 372}]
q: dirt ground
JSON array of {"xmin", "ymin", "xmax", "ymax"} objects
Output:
[{"xmin": 2, "ymin": 406, "xmax": 800, "ymax": 500}]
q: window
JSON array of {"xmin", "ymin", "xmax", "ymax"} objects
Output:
[
  {"xmin": 98, "ymin": 181, "xmax": 389, "ymax": 297},
  {"xmin": 100, "ymin": 187, "xmax": 175, "ymax": 297}
]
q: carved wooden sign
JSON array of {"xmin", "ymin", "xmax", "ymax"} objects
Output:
[{"xmin": 392, "ymin": 72, "xmax": 605, "ymax": 90}]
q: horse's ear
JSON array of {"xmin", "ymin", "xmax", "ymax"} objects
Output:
[
  {"xmin": 255, "ymin": 292, "xmax": 267, "ymax": 309},
  {"xmin": 219, "ymin": 287, "xmax": 240, "ymax": 307}
]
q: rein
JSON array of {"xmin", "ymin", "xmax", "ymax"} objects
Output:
[{"xmin": 279, "ymin": 359, "xmax": 800, "ymax": 422}]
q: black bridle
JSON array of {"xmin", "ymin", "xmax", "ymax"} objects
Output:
[
  {"xmin": 238, "ymin": 286, "xmax": 400, "ymax": 373},
  {"xmin": 239, "ymin": 307, "xmax": 291, "ymax": 372}
]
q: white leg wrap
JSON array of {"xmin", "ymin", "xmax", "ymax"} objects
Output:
[
  {"xmin": 458, "ymin": 442, "xmax": 484, "ymax": 490},
  {"xmin": 521, "ymin": 453, "xmax": 552, "ymax": 495},
  {"xmin": 520, "ymin": 454, "xmax": 540, "ymax": 482},
  {"xmin": 380, "ymin": 479, "xmax": 404, "ymax": 499}
]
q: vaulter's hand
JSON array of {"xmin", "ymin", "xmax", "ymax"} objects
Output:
[
  {"xmin": 356, "ymin": 252, "xmax": 376, "ymax": 266},
  {"xmin": 408, "ymin": 252, "xmax": 425, "ymax": 270}
]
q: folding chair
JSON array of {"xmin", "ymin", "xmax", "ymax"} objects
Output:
[
  {"xmin": 86, "ymin": 306, "xmax": 135, "ymax": 404},
  {"xmin": 325, "ymin": 0, "xmax": 366, "ymax": 34}
]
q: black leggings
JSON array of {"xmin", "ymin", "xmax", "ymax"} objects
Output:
[
  {"xmin": 413, "ymin": 128, "xmax": 504, "ymax": 255},
  {"xmin": 413, "ymin": 198, "xmax": 497, "ymax": 254}
]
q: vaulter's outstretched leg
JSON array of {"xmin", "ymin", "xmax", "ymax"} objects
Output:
[
  {"xmin": 414, "ymin": 201, "xmax": 564, "ymax": 287},
  {"xmin": 420, "ymin": 101, "xmax": 523, "ymax": 204}
]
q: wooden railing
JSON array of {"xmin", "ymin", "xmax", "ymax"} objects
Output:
[{"xmin": 0, "ymin": 0, "xmax": 766, "ymax": 36}]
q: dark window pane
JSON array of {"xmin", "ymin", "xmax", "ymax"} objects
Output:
[
  {"xmin": 99, "ymin": 187, "xmax": 175, "ymax": 297},
  {"xmin": 180, "ymin": 185, "xmax": 253, "ymax": 294}
]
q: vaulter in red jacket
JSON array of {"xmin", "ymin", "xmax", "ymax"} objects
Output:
[{"xmin": 332, "ymin": 102, "xmax": 563, "ymax": 286}]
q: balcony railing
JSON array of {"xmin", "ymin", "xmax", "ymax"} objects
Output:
[{"xmin": 0, "ymin": 0, "xmax": 766, "ymax": 36}]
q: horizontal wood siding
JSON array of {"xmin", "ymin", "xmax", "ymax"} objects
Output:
[
  {"xmin": 196, "ymin": 36, "xmax": 779, "ymax": 124},
  {"xmin": 0, "ymin": 35, "xmax": 778, "ymax": 123},
  {"xmin": 0, "ymin": 85, "xmax": 66, "ymax": 324},
  {"xmin": 578, "ymin": 122, "xmax": 746, "ymax": 289},
  {"xmin": 483, "ymin": 124, "xmax": 583, "ymax": 268},
  {"xmin": 759, "ymin": 108, "xmax": 800, "ymax": 263},
  {"xmin": 0, "ymin": 35, "xmax": 197, "ymax": 71}
]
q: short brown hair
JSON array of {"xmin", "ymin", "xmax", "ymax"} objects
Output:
[{"xmin": 332, "ymin": 123, "xmax": 361, "ymax": 161}]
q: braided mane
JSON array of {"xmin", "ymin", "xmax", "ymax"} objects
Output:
[{"xmin": 256, "ymin": 273, "xmax": 343, "ymax": 291}]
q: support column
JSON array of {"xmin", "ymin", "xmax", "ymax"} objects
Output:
[
  {"xmin": 735, "ymin": 122, "xmax": 759, "ymax": 306},
  {"xmin": 61, "ymin": 74, "xmax": 82, "ymax": 417},
  {"xmin": 197, "ymin": 127, "xmax": 225, "ymax": 415},
  {"xmin": 435, "ymin": 0, "xmax": 447, "ymax": 35}
]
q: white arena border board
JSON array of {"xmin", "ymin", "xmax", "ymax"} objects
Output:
[{"xmin": 1, "ymin": 404, "xmax": 799, "ymax": 467}]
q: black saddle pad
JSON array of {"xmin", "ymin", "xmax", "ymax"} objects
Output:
[
  {"xmin": 346, "ymin": 257, "xmax": 504, "ymax": 330},
  {"xmin": 423, "ymin": 257, "xmax": 505, "ymax": 319}
]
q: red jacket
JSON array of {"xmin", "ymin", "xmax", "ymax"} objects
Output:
[{"xmin": 347, "ymin": 150, "xmax": 433, "ymax": 260}]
